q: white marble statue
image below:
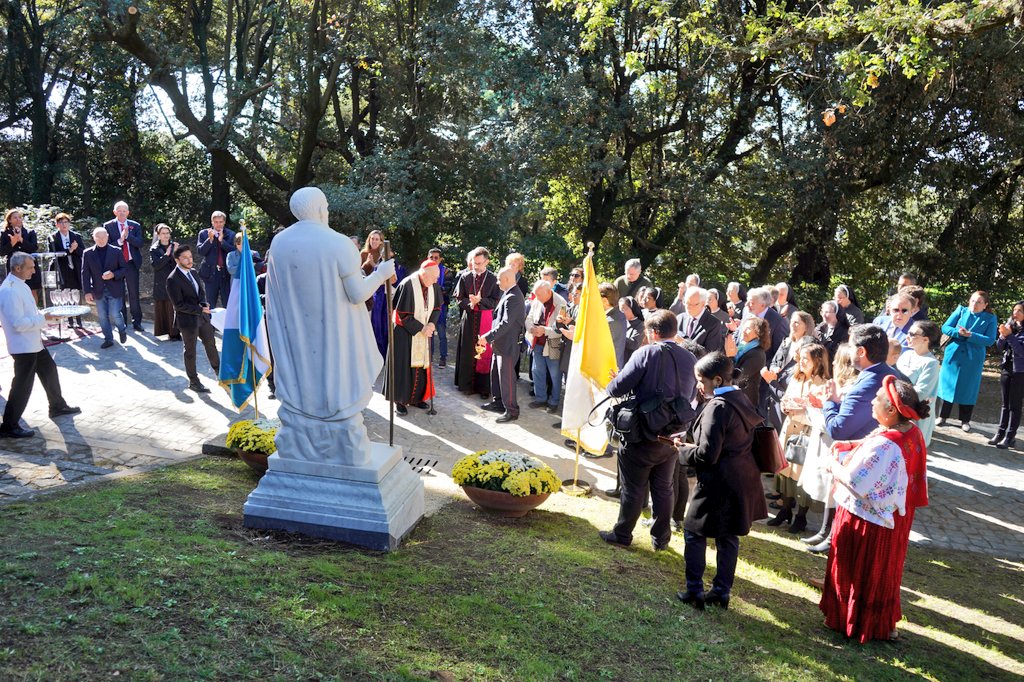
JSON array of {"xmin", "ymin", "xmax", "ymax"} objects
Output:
[{"xmin": 266, "ymin": 186, "xmax": 395, "ymax": 466}]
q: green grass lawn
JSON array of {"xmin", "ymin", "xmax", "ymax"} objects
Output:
[{"xmin": 1, "ymin": 458, "xmax": 1022, "ymax": 681}]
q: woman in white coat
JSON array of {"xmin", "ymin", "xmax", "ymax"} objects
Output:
[{"xmin": 896, "ymin": 320, "xmax": 941, "ymax": 446}]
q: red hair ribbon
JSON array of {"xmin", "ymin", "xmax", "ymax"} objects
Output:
[{"xmin": 883, "ymin": 374, "xmax": 920, "ymax": 421}]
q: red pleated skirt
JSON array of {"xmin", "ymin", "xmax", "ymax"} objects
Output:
[{"xmin": 819, "ymin": 505, "xmax": 915, "ymax": 643}]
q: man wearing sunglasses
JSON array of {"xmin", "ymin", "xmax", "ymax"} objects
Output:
[{"xmin": 872, "ymin": 291, "xmax": 918, "ymax": 355}]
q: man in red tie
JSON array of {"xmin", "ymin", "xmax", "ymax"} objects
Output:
[
  {"xmin": 103, "ymin": 201, "xmax": 145, "ymax": 332},
  {"xmin": 197, "ymin": 211, "xmax": 235, "ymax": 308}
]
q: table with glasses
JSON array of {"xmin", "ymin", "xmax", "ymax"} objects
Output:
[{"xmin": 42, "ymin": 288, "xmax": 88, "ymax": 340}]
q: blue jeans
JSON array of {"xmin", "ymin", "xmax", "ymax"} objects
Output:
[
  {"xmin": 683, "ymin": 531, "xmax": 739, "ymax": 597},
  {"xmin": 531, "ymin": 348, "xmax": 562, "ymax": 406},
  {"xmin": 95, "ymin": 293, "xmax": 126, "ymax": 342},
  {"xmin": 431, "ymin": 305, "xmax": 448, "ymax": 361}
]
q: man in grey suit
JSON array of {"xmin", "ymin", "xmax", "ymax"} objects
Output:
[{"xmin": 481, "ymin": 267, "xmax": 526, "ymax": 423}]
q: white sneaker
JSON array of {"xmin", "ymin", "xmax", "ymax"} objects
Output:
[{"xmin": 961, "ymin": 422, "xmax": 972, "ymax": 433}]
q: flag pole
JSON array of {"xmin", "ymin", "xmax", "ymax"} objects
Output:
[
  {"xmin": 241, "ymin": 220, "xmax": 260, "ymax": 420},
  {"xmin": 383, "ymin": 240, "xmax": 396, "ymax": 447},
  {"xmin": 560, "ymin": 241, "xmax": 597, "ymax": 498}
]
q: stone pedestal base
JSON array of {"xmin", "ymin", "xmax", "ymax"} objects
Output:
[{"xmin": 242, "ymin": 443, "xmax": 424, "ymax": 551}]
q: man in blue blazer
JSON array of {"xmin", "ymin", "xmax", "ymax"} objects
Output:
[
  {"xmin": 197, "ymin": 211, "xmax": 236, "ymax": 308},
  {"xmin": 810, "ymin": 324, "xmax": 897, "ymax": 441},
  {"xmin": 103, "ymin": 201, "xmax": 145, "ymax": 332},
  {"xmin": 82, "ymin": 227, "xmax": 128, "ymax": 348}
]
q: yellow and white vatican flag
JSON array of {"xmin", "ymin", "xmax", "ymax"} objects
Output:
[{"xmin": 560, "ymin": 253, "xmax": 619, "ymax": 455}]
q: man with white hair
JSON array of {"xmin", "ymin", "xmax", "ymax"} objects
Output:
[
  {"xmin": 384, "ymin": 259, "xmax": 442, "ymax": 416},
  {"xmin": 197, "ymin": 210, "xmax": 236, "ymax": 308},
  {"xmin": 744, "ymin": 286, "xmax": 789, "ymax": 360},
  {"xmin": 481, "ymin": 267, "xmax": 526, "ymax": 423},
  {"xmin": 526, "ymin": 279, "xmax": 568, "ymax": 413},
  {"xmin": 669, "ymin": 281, "xmax": 688, "ymax": 316},
  {"xmin": 82, "ymin": 226, "xmax": 128, "ymax": 348},
  {"xmin": 103, "ymin": 201, "xmax": 145, "ymax": 331},
  {"xmin": 676, "ymin": 286, "xmax": 723, "ymax": 354},
  {"xmin": 614, "ymin": 258, "xmax": 653, "ymax": 301},
  {"xmin": 0, "ymin": 252, "xmax": 80, "ymax": 438}
]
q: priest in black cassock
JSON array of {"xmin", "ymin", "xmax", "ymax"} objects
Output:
[
  {"xmin": 453, "ymin": 246, "xmax": 500, "ymax": 397},
  {"xmin": 385, "ymin": 259, "xmax": 443, "ymax": 416}
]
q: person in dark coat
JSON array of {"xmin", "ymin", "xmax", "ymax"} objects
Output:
[
  {"xmin": 49, "ymin": 212, "xmax": 85, "ymax": 326},
  {"xmin": 598, "ymin": 310, "xmax": 698, "ymax": 551},
  {"xmin": 1, "ymin": 208, "xmax": 41, "ymax": 299},
  {"xmin": 600, "ymin": 282, "xmax": 627, "ymax": 368},
  {"xmin": 675, "ymin": 352, "xmax": 768, "ymax": 610},
  {"xmin": 453, "ymin": 247, "xmax": 500, "ymax": 397},
  {"xmin": 676, "ymin": 286, "xmax": 724, "ymax": 354},
  {"xmin": 816, "ymin": 300, "xmax": 850, "ymax": 362},
  {"xmin": 103, "ymin": 201, "xmax": 145, "ymax": 331},
  {"xmin": 384, "ymin": 261, "xmax": 442, "ymax": 416},
  {"xmin": 834, "ymin": 284, "xmax": 864, "ymax": 326},
  {"xmin": 993, "ymin": 301, "xmax": 1024, "ymax": 449},
  {"xmin": 166, "ymin": 244, "xmax": 220, "ymax": 392},
  {"xmin": 735, "ymin": 317, "xmax": 770, "ymax": 412},
  {"xmin": 482, "ymin": 267, "xmax": 527, "ymax": 423},
  {"xmin": 149, "ymin": 224, "xmax": 181, "ymax": 340},
  {"xmin": 619, "ymin": 296, "xmax": 645, "ymax": 362}
]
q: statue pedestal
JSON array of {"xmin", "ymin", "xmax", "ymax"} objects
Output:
[{"xmin": 242, "ymin": 443, "xmax": 424, "ymax": 551}]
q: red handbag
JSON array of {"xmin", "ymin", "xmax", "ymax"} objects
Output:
[{"xmin": 752, "ymin": 424, "xmax": 786, "ymax": 474}]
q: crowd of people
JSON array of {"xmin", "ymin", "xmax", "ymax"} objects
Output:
[{"xmin": 3, "ymin": 205, "xmax": 1023, "ymax": 644}]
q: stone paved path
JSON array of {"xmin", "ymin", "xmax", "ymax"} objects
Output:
[{"xmin": 1, "ymin": 326, "xmax": 1021, "ymax": 559}]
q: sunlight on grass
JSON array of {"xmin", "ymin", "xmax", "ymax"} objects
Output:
[
  {"xmin": 898, "ymin": 621, "xmax": 1024, "ymax": 677},
  {"xmin": 901, "ymin": 587, "xmax": 1024, "ymax": 644}
]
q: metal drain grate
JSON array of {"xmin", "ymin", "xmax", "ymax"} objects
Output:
[{"xmin": 403, "ymin": 456, "xmax": 439, "ymax": 476}]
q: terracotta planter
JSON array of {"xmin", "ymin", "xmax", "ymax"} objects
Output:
[
  {"xmin": 236, "ymin": 449, "xmax": 270, "ymax": 475},
  {"xmin": 461, "ymin": 485, "xmax": 551, "ymax": 518}
]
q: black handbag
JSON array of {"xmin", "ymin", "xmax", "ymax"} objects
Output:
[
  {"xmin": 784, "ymin": 431, "xmax": 809, "ymax": 466},
  {"xmin": 752, "ymin": 424, "xmax": 786, "ymax": 474},
  {"xmin": 608, "ymin": 345, "xmax": 696, "ymax": 444}
]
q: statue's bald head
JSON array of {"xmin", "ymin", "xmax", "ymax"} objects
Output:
[{"xmin": 290, "ymin": 187, "xmax": 329, "ymax": 224}]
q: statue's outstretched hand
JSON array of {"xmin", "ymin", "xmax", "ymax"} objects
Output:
[{"xmin": 376, "ymin": 259, "xmax": 396, "ymax": 281}]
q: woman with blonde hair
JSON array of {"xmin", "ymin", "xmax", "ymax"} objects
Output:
[
  {"xmin": 797, "ymin": 342, "xmax": 859, "ymax": 552},
  {"xmin": 360, "ymin": 230, "xmax": 403, "ymax": 359},
  {"xmin": 768, "ymin": 343, "xmax": 829, "ymax": 533}
]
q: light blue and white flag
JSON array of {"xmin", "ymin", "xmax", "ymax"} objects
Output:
[{"xmin": 218, "ymin": 229, "xmax": 271, "ymax": 410}]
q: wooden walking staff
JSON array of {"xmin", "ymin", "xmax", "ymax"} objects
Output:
[{"xmin": 382, "ymin": 240, "xmax": 396, "ymax": 446}]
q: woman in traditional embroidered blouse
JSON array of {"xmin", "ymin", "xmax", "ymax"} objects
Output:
[{"xmin": 820, "ymin": 375, "xmax": 929, "ymax": 643}]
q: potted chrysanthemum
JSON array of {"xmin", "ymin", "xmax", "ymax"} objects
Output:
[
  {"xmin": 451, "ymin": 450, "xmax": 561, "ymax": 517},
  {"xmin": 225, "ymin": 418, "xmax": 280, "ymax": 474}
]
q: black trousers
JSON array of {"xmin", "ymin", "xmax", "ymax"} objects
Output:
[
  {"xmin": 204, "ymin": 270, "xmax": 232, "ymax": 309},
  {"xmin": 998, "ymin": 372, "xmax": 1024, "ymax": 438},
  {"xmin": 612, "ymin": 439, "xmax": 677, "ymax": 547},
  {"xmin": 180, "ymin": 318, "xmax": 220, "ymax": 384},
  {"xmin": 938, "ymin": 398, "xmax": 974, "ymax": 424},
  {"xmin": 3, "ymin": 350, "xmax": 67, "ymax": 428},
  {"xmin": 120, "ymin": 262, "xmax": 142, "ymax": 326},
  {"xmin": 490, "ymin": 348, "xmax": 520, "ymax": 416},
  {"xmin": 672, "ymin": 460, "xmax": 690, "ymax": 523}
]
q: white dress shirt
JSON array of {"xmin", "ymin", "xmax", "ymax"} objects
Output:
[{"xmin": 0, "ymin": 275, "xmax": 45, "ymax": 354}]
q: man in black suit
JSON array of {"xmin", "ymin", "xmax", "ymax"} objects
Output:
[
  {"xmin": 166, "ymin": 244, "xmax": 220, "ymax": 393},
  {"xmin": 103, "ymin": 201, "xmax": 145, "ymax": 332},
  {"xmin": 481, "ymin": 267, "xmax": 526, "ymax": 423},
  {"xmin": 82, "ymin": 227, "xmax": 128, "ymax": 348},
  {"xmin": 49, "ymin": 213, "xmax": 85, "ymax": 327},
  {"xmin": 676, "ymin": 286, "xmax": 724, "ymax": 354},
  {"xmin": 197, "ymin": 210, "xmax": 236, "ymax": 309},
  {"xmin": 744, "ymin": 286, "xmax": 789, "ymax": 360}
]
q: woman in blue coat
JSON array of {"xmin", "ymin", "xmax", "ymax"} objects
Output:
[{"xmin": 937, "ymin": 291, "xmax": 998, "ymax": 432}]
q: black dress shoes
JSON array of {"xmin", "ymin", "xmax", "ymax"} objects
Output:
[
  {"xmin": 396, "ymin": 404, "xmax": 408, "ymax": 416},
  {"xmin": 676, "ymin": 591, "xmax": 705, "ymax": 611},
  {"xmin": 414, "ymin": 401, "xmax": 430, "ymax": 409},
  {"xmin": 705, "ymin": 592, "xmax": 730, "ymax": 609},
  {"xmin": 49, "ymin": 406, "xmax": 81, "ymax": 418},
  {"xmin": 481, "ymin": 401, "xmax": 505, "ymax": 413},
  {"xmin": 0, "ymin": 426, "xmax": 34, "ymax": 438},
  {"xmin": 598, "ymin": 530, "xmax": 629, "ymax": 548},
  {"xmin": 528, "ymin": 399, "xmax": 547, "ymax": 409},
  {"xmin": 495, "ymin": 412, "xmax": 518, "ymax": 423},
  {"xmin": 119, "ymin": 330, "xmax": 127, "ymax": 343},
  {"xmin": 133, "ymin": 324, "xmax": 145, "ymax": 332},
  {"xmin": 100, "ymin": 340, "xmax": 114, "ymax": 349},
  {"xmin": 189, "ymin": 382, "xmax": 211, "ymax": 394},
  {"xmin": 602, "ymin": 488, "xmax": 621, "ymax": 498},
  {"xmin": 988, "ymin": 432, "xmax": 1006, "ymax": 445},
  {"xmin": 996, "ymin": 436, "xmax": 1016, "ymax": 450}
]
